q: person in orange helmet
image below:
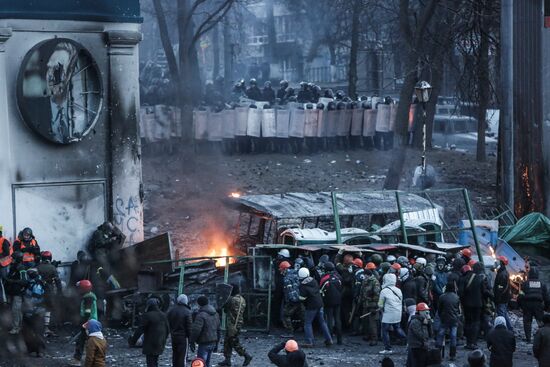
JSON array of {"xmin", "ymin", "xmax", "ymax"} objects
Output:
[
  {"xmin": 268, "ymin": 339, "xmax": 307, "ymax": 367},
  {"xmin": 494, "ymin": 255, "xmax": 512, "ymax": 330}
]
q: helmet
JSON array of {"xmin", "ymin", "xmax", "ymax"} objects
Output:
[
  {"xmin": 300, "ymin": 81, "xmax": 307, "ymax": 88},
  {"xmin": 380, "ymin": 262, "xmax": 390, "ymax": 273},
  {"xmin": 468, "ymin": 259, "xmax": 477, "ymax": 267},
  {"xmin": 191, "ymin": 358, "xmax": 206, "ymax": 367},
  {"xmin": 391, "ymin": 263, "xmax": 401, "ymax": 271},
  {"xmin": 467, "ymin": 350, "xmax": 486, "ymax": 366},
  {"xmin": 278, "ymin": 261, "xmax": 291, "ymax": 271},
  {"xmin": 436, "ymin": 256, "xmax": 446, "ymax": 264},
  {"xmin": 386, "ymin": 255, "xmax": 396, "ymax": 264},
  {"xmin": 370, "ymin": 254, "xmax": 383, "ymax": 265},
  {"xmin": 343, "ymin": 254, "xmax": 354, "ymax": 265},
  {"xmin": 41, "ymin": 251, "xmax": 52, "ymax": 261},
  {"xmin": 264, "ymin": 81, "xmax": 271, "ymax": 88},
  {"xmin": 22, "ymin": 227, "xmax": 33, "ymax": 239},
  {"xmin": 366, "ymin": 262, "xmax": 376, "ymax": 270},
  {"xmin": 352, "ymin": 258, "xmax": 364, "ymax": 268},
  {"xmin": 498, "ymin": 255, "xmax": 509, "ymax": 266},
  {"xmin": 294, "ymin": 257, "xmax": 305, "ymax": 268},
  {"xmin": 280, "ymin": 80, "xmax": 289, "ymax": 87},
  {"xmin": 397, "ymin": 256, "xmax": 408, "ymax": 266},
  {"xmin": 285, "ymin": 339, "xmax": 299, "ymax": 352},
  {"xmin": 318, "ymin": 254, "xmax": 329, "ymax": 266},
  {"xmin": 317, "ymin": 102, "xmax": 325, "ymax": 109},
  {"xmin": 461, "ymin": 248, "xmax": 472, "ymax": 258},
  {"xmin": 424, "ymin": 265, "xmax": 434, "ymax": 276},
  {"xmin": 305, "ymin": 103, "xmax": 314, "ymax": 110},
  {"xmin": 249, "ymin": 78, "xmax": 257, "ymax": 85},
  {"xmin": 324, "ymin": 261, "xmax": 335, "ymax": 271},
  {"xmin": 399, "ymin": 267, "xmax": 410, "ymax": 281},
  {"xmin": 335, "ymin": 90, "xmax": 345, "ymax": 99},
  {"xmin": 76, "ymin": 279, "xmax": 93, "ymax": 293},
  {"xmin": 278, "ymin": 249, "xmax": 290, "ymax": 258},
  {"xmin": 461, "ymin": 265, "xmax": 472, "ymax": 274},
  {"xmin": 298, "ymin": 267, "xmax": 310, "ymax": 279},
  {"xmin": 416, "ymin": 257, "xmax": 427, "ymax": 267},
  {"xmin": 416, "ymin": 302, "xmax": 430, "ymax": 311}
]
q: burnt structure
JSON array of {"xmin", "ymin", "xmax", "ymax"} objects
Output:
[{"xmin": 0, "ymin": 1, "xmax": 144, "ymax": 262}]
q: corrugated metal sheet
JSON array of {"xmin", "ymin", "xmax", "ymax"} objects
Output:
[{"xmin": 227, "ymin": 191, "xmax": 435, "ymax": 219}]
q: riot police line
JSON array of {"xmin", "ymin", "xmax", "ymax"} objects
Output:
[{"xmin": 139, "ymin": 98, "xmax": 404, "ymax": 153}]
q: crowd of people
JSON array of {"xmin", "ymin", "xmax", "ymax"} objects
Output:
[
  {"xmin": 2, "ymin": 222, "xmax": 550, "ymax": 367},
  {"xmin": 270, "ymin": 247, "xmax": 550, "ymax": 367}
]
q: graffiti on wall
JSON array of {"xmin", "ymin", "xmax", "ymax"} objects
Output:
[{"xmin": 113, "ymin": 195, "xmax": 141, "ymax": 245}]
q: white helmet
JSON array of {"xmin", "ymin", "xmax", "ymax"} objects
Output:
[
  {"xmin": 278, "ymin": 249, "xmax": 290, "ymax": 258},
  {"xmin": 416, "ymin": 257, "xmax": 427, "ymax": 267},
  {"xmin": 298, "ymin": 267, "xmax": 310, "ymax": 279},
  {"xmin": 399, "ymin": 267, "xmax": 410, "ymax": 281},
  {"xmin": 386, "ymin": 255, "xmax": 396, "ymax": 263}
]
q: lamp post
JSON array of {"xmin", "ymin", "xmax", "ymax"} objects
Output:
[{"xmin": 414, "ymin": 81, "xmax": 433, "ymax": 175}]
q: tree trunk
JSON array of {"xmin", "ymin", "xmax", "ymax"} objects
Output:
[
  {"xmin": 476, "ymin": 2, "xmax": 490, "ymax": 162},
  {"xmin": 212, "ymin": 23, "xmax": 220, "ymax": 78},
  {"xmin": 152, "ymin": 0, "xmax": 179, "ymax": 81},
  {"xmin": 348, "ymin": 0, "xmax": 361, "ymax": 98},
  {"xmin": 424, "ymin": 60, "xmax": 444, "ymax": 149},
  {"xmin": 223, "ymin": 17, "xmax": 232, "ymax": 98},
  {"xmin": 265, "ymin": 0, "xmax": 276, "ymax": 61}
]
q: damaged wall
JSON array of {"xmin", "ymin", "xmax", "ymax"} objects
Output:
[{"xmin": 0, "ymin": 2, "xmax": 144, "ymax": 261}]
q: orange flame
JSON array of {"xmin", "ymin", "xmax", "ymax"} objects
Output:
[
  {"xmin": 489, "ymin": 246, "xmax": 496, "ymax": 260},
  {"xmin": 230, "ymin": 192, "xmax": 241, "ymax": 198},
  {"xmin": 209, "ymin": 247, "xmax": 230, "ymax": 267}
]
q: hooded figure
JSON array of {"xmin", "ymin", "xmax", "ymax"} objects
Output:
[
  {"xmin": 84, "ymin": 319, "xmax": 107, "ymax": 367},
  {"xmin": 130, "ymin": 298, "xmax": 170, "ymax": 367},
  {"xmin": 190, "ymin": 296, "xmax": 221, "ymax": 367},
  {"xmin": 378, "ymin": 274, "xmax": 406, "ymax": 354},
  {"xmin": 167, "ymin": 294, "xmax": 192, "ymax": 367},
  {"xmin": 486, "ymin": 316, "xmax": 515, "ymax": 367}
]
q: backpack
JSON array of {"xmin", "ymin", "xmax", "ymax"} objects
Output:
[
  {"xmin": 283, "ymin": 269, "xmax": 301, "ymax": 303},
  {"xmin": 353, "ymin": 269, "xmax": 365, "ymax": 299}
]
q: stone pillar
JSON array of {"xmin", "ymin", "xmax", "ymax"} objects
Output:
[
  {"xmin": 105, "ymin": 30, "xmax": 144, "ymax": 246},
  {"xmin": 0, "ymin": 28, "xmax": 13, "ymax": 240}
]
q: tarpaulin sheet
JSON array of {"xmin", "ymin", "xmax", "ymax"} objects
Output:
[{"xmin": 501, "ymin": 212, "xmax": 550, "ymax": 247}]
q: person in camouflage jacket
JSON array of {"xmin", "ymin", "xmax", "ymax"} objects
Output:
[
  {"xmin": 219, "ymin": 285, "xmax": 252, "ymax": 367},
  {"xmin": 359, "ymin": 269, "xmax": 381, "ymax": 345}
]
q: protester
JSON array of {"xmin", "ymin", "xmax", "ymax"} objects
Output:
[
  {"xmin": 486, "ymin": 316, "xmax": 515, "ymax": 367},
  {"xmin": 436, "ymin": 281, "xmax": 460, "ymax": 360},
  {"xmin": 71, "ymin": 279, "xmax": 98, "ymax": 366},
  {"xmin": 466, "ymin": 349, "xmax": 488, "ymax": 367},
  {"xmin": 378, "ymin": 273, "xmax": 406, "ymax": 354},
  {"xmin": 219, "ymin": 285, "xmax": 253, "ymax": 366},
  {"xmin": 84, "ymin": 319, "xmax": 107, "ymax": 367},
  {"xmin": 130, "ymin": 298, "xmax": 170, "ymax": 367},
  {"xmin": 518, "ymin": 267, "xmax": 549, "ymax": 343},
  {"xmin": 407, "ymin": 302, "xmax": 432, "ymax": 367},
  {"xmin": 167, "ymin": 294, "xmax": 192, "ymax": 367},
  {"xmin": 533, "ymin": 313, "xmax": 550, "ymax": 367},
  {"xmin": 358, "ymin": 265, "xmax": 380, "ymax": 346},
  {"xmin": 190, "ymin": 296, "xmax": 221, "ymax": 367},
  {"xmin": 319, "ymin": 261, "xmax": 343, "ymax": 344},
  {"xmin": 268, "ymin": 339, "xmax": 308, "ymax": 367},
  {"xmin": 493, "ymin": 256, "xmax": 512, "ymax": 330}
]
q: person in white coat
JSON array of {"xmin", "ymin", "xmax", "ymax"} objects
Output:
[{"xmin": 378, "ymin": 273, "xmax": 407, "ymax": 354}]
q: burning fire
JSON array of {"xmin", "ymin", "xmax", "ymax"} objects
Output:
[
  {"xmin": 229, "ymin": 192, "xmax": 241, "ymax": 198},
  {"xmin": 208, "ymin": 247, "xmax": 231, "ymax": 267},
  {"xmin": 489, "ymin": 246, "xmax": 496, "ymax": 261}
]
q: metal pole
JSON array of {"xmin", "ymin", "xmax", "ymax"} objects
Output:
[
  {"xmin": 266, "ymin": 259, "xmax": 272, "ymax": 332},
  {"xmin": 331, "ymin": 192, "xmax": 342, "ymax": 244},
  {"xmin": 222, "ymin": 257, "xmax": 230, "ymax": 331},
  {"xmin": 421, "ymin": 102, "xmax": 427, "ymax": 173},
  {"xmin": 395, "ymin": 191, "xmax": 408, "ymax": 244},
  {"xmin": 178, "ymin": 262, "xmax": 185, "ymax": 295},
  {"xmin": 463, "ymin": 188, "xmax": 484, "ymax": 267},
  {"xmin": 501, "ymin": 0, "xmax": 514, "ymax": 210}
]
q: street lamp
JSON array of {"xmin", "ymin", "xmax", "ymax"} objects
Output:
[{"xmin": 414, "ymin": 80, "xmax": 433, "ymax": 188}]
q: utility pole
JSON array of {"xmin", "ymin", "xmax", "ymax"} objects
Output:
[{"xmin": 501, "ymin": 0, "xmax": 514, "ymax": 210}]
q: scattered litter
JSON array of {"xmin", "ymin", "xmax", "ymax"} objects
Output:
[
  {"xmin": 150, "ymin": 226, "xmax": 159, "ymax": 234},
  {"xmin": 355, "ymin": 160, "xmax": 361, "ymax": 164},
  {"xmin": 276, "ymin": 162, "xmax": 282, "ymax": 166},
  {"xmin": 330, "ymin": 160, "xmax": 336, "ymax": 164},
  {"xmin": 303, "ymin": 159, "xmax": 312, "ymax": 164}
]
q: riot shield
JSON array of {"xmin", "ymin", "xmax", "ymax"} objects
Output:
[
  {"xmin": 234, "ymin": 107, "xmax": 249, "ymax": 136},
  {"xmin": 337, "ymin": 109, "xmax": 351, "ymax": 136},
  {"xmin": 326, "ymin": 110, "xmax": 338, "ymax": 137},
  {"xmin": 208, "ymin": 111, "xmax": 223, "ymax": 141},
  {"xmin": 262, "ymin": 109, "xmax": 277, "ymax": 137},
  {"xmin": 304, "ymin": 109, "xmax": 319, "ymax": 137},
  {"xmin": 171, "ymin": 106, "xmax": 182, "ymax": 138},
  {"xmin": 362, "ymin": 109, "xmax": 377, "ymax": 137},
  {"xmin": 194, "ymin": 110, "xmax": 208, "ymax": 140},
  {"xmin": 317, "ymin": 109, "xmax": 326, "ymax": 137},
  {"xmin": 247, "ymin": 108, "xmax": 262, "ymax": 137},
  {"xmin": 289, "ymin": 108, "xmax": 305, "ymax": 138},
  {"xmin": 389, "ymin": 103, "xmax": 398, "ymax": 131},
  {"xmin": 223, "ymin": 109, "xmax": 236, "ymax": 139},
  {"xmin": 154, "ymin": 104, "xmax": 172, "ymax": 141},
  {"xmin": 276, "ymin": 109, "xmax": 290, "ymax": 138},
  {"xmin": 375, "ymin": 104, "xmax": 391, "ymax": 132},
  {"xmin": 140, "ymin": 106, "xmax": 156, "ymax": 142},
  {"xmin": 350, "ymin": 109, "xmax": 364, "ymax": 136}
]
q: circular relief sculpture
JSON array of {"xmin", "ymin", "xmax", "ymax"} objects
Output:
[{"xmin": 17, "ymin": 38, "xmax": 103, "ymax": 144}]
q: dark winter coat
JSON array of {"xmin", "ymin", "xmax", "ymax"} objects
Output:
[
  {"xmin": 458, "ymin": 271, "xmax": 487, "ymax": 308},
  {"xmin": 486, "ymin": 325, "xmax": 515, "ymax": 367},
  {"xmin": 5, "ymin": 263, "xmax": 28, "ymax": 296},
  {"xmin": 320, "ymin": 271, "xmax": 342, "ymax": 307},
  {"xmin": 190, "ymin": 304, "xmax": 221, "ymax": 345},
  {"xmin": 136, "ymin": 305, "xmax": 170, "ymax": 356},
  {"xmin": 407, "ymin": 314, "xmax": 431, "ymax": 349},
  {"xmin": 533, "ymin": 324, "xmax": 550, "ymax": 367},
  {"xmin": 438, "ymin": 291, "xmax": 461, "ymax": 325},
  {"xmin": 493, "ymin": 267, "xmax": 511, "ymax": 304},
  {"xmin": 246, "ymin": 86, "xmax": 262, "ymax": 101},
  {"xmin": 268, "ymin": 342, "xmax": 308, "ymax": 367},
  {"xmin": 415, "ymin": 273, "xmax": 430, "ymax": 304},
  {"xmin": 433, "ymin": 269, "xmax": 448, "ymax": 298},
  {"xmin": 262, "ymin": 87, "xmax": 276, "ymax": 103},
  {"xmin": 401, "ymin": 276, "xmax": 417, "ymax": 302},
  {"xmin": 167, "ymin": 304, "xmax": 192, "ymax": 345},
  {"xmin": 519, "ymin": 268, "xmax": 549, "ymax": 308},
  {"xmin": 299, "ymin": 277, "xmax": 323, "ymax": 310}
]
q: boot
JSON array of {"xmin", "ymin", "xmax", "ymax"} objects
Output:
[
  {"xmin": 217, "ymin": 358, "xmax": 231, "ymax": 366},
  {"xmin": 450, "ymin": 346, "xmax": 457, "ymax": 361},
  {"xmin": 243, "ymin": 354, "xmax": 253, "ymax": 366}
]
